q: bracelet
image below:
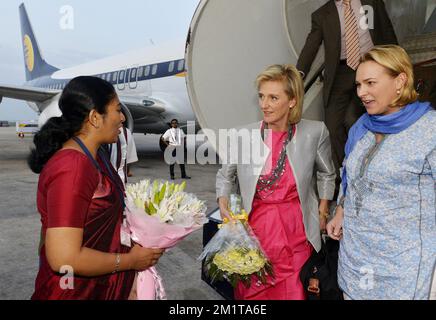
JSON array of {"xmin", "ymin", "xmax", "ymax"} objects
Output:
[
  {"xmin": 112, "ymin": 253, "xmax": 121, "ymax": 274},
  {"xmin": 319, "ymin": 210, "xmax": 330, "ymax": 219}
]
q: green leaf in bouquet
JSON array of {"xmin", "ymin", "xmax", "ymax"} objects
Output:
[
  {"xmin": 143, "ymin": 201, "xmax": 150, "ymax": 215},
  {"xmin": 152, "ymin": 180, "xmax": 159, "ymax": 194},
  {"xmin": 230, "ymin": 275, "xmax": 239, "ymax": 288},
  {"xmin": 214, "ymin": 269, "xmax": 224, "ymax": 283},
  {"xmin": 153, "ymin": 192, "xmax": 160, "ymax": 206},
  {"xmin": 236, "ymin": 247, "xmax": 249, "ymax": 255},
  {"xmin": 265, "ymin": 261, "xmax": 274, "ymax": 277},
  {"xmin": 179, "ymin": 181, "xmax": 186, "ymax": 191},
  {"xmin": 258, "ymin": 270, "xmax": 267, "ymax": 285},
  {"xmin": 241, "ymin": 274, "xmax": 252, "ymax": 288},
  {"xmin": 208, "ymin": 262, "xmax": 218, "ymax": 278},
  {"xmin": 148, "ymin": 202, "xmax": 157, "ymax": 215},
  {"xmin": 169, "ymin": 183, "xmax": 175, "ymax": 195},
  {"xmin": 159, "ymin": 183, "xmax": 166, "ymax": 201}
]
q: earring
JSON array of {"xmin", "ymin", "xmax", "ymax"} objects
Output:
[{"xmin": 396, "ymin": 89, "xmax": 401, "ymax": 95}]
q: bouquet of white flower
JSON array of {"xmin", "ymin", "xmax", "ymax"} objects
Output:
[
  {"xmin": 126, "ymin": 179, "xmax": 207, "ymax": 227},
  {"xmin": 124, "ymin": 179, "xmax": 208, "ymax": 300}
]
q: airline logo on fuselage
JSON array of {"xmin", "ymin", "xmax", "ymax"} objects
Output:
[{"xmin": 23, "ymin": 35, "xmax": 34, "ymax": 72}]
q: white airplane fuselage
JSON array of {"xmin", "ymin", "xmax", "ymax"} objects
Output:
[{"xmin": 26, "ymin": 40, "xmax": 194, "ymax": 134}]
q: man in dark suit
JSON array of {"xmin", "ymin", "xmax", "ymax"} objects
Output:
[{"xmin": 297, "ymin": 0, "xmax": 397, "ymax": 196}]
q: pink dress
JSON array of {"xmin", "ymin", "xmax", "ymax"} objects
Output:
[{"xmin": 235, "ymin": 130, "xmax": 312, "ymax": 300}]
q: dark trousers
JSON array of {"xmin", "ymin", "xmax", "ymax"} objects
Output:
[
  {"xmin": 325, "ymin": 64, "xmax": 365, "ymax": 194},
  {"xmin": 170, "ymin": 163, "xmax": 187, "ymax": 178},
  {"xmin": 169, "ymin": 147, "xmax": 187, "ymax": 178}
]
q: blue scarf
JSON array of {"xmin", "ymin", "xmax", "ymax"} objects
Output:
[{"xmin": 341, "ymin": 100, "xmax": 432, "ymax": 196}]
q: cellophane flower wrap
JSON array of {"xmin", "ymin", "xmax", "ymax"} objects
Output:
[
  {"xmin": 198, "ymin": 195, "xmax": 274, "ymax": 288},
  {"xmin": 125, "ymin": 179, "xmax": 207, "ymax": 300}
]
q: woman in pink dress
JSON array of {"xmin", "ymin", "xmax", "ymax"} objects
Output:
[
  {"xmin": 216, "ymin": 64, "xmax": 336, "ymax": 300},
  {"xmin": 28, "ymin": 76, "xmax": 164, "ymax": 299}
]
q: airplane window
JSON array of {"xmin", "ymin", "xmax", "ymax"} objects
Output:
[
  {"xmin": 152, "ymin": 64, "xmax": 158, "ymax": 75},
  {"xmin": 113, "ymin": 71, "xmax": 118, "ymax": 82},
  {"xmin": 168, "ymin": 61, "xmax": 175, "ymax": 73},
  {"xmin": 177, "ymin": 60, "xmax": 184, "ymax": 71},
  {"xmin": 138, "ymin": 66, "xmax": 144, "ymax": 78},
  {"xmin": 101, "ymin": 74, "xmax": 106, "ymax": 80},
  {"xmin": 131, "ymin": 68, "xmax": 137, "ymax": 78},
  {"xmin": 144, "ymin": 66, "xmax": 150, "ymax": 77}
]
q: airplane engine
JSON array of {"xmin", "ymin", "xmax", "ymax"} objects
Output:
[
  {"xmin": 38, "ymin": 96, "xmax": 134, "ymax": 134},
  {"xmin": 120, "ymin": 102, "xmax": 134, "ymax": 132}
]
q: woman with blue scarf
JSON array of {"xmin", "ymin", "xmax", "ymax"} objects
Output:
[{"xmin": 326, "ymin": 45, "xmax": 435, "ymax": 299}]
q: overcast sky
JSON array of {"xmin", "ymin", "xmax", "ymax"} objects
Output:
[{"xmin": 0, "ymin": 0, "xmax": 200, "ymax": 121}]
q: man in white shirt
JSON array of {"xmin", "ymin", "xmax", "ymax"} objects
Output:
[
  {"xmin": 161, "ymin": 119, "xmax": 191, "ymax": 180},
  {"xmin": 109, "ymin": 126, "xmax": 138, "ymax": 186}
]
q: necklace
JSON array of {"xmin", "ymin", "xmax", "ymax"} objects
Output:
[{"xmin": 256, "ymin": 124, "xmax": 294, "ymax": 198}]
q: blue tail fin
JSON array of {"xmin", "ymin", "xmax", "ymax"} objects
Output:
[{"xmin": 19, "ymin": 3, "xmax": 58, "ymax": 81}]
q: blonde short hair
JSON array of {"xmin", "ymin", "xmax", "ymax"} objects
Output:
[
  {"xmin": 255, "ymin": 64, "xmax": 304, "ymax": 124},
  {"xmin": 360, "ymin": 45, "xmax": 418, "ymax": 107}
]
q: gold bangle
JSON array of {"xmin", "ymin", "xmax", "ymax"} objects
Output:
[
  {"xmin": 319, "ymin": 211, "xmax": 330, "ymax": 219},
  {"xmin": 113, "ymin": 253, "xmax": 121, "ymax": 274}
]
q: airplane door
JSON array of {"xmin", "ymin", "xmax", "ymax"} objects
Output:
[{"xmin": 185, "ymin": 0, "xmax": 326, "ymax": 151}]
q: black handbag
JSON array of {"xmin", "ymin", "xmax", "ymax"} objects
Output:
[{"xmin": 299, "ymin": 237, "xmax": 343, "ymax": 300}]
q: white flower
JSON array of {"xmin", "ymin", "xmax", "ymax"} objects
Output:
[{"xmin": 125, "ymin": 179, "xmax": 207, "ymax": 226}]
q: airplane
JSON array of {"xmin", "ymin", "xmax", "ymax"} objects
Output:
[{"xmin": 0, "ymin": 3, "xmax": 197, "ymax": 150}]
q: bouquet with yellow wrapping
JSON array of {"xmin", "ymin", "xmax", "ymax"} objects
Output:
[{"xmin": 198, "ymin": 195, "xmax": 274, "ymax": 288}]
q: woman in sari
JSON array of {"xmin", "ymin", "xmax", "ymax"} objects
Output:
[{"xmin": 29, "ymin": 76, "xmax": 164, "ymax": 299}]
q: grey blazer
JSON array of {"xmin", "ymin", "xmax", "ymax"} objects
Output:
[{"xmin": 216, "ymin": 119, "xmax": 336, "ymax": 252}]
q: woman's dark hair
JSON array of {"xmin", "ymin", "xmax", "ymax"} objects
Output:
[{"xmin": 28, "ymin": 76, "xmax": 116, "ymax": 173}]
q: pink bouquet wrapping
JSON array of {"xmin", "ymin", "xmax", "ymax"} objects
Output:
[{"xmin": 124, "ymin": 179, "xmax": 207, "ymax": 300}]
